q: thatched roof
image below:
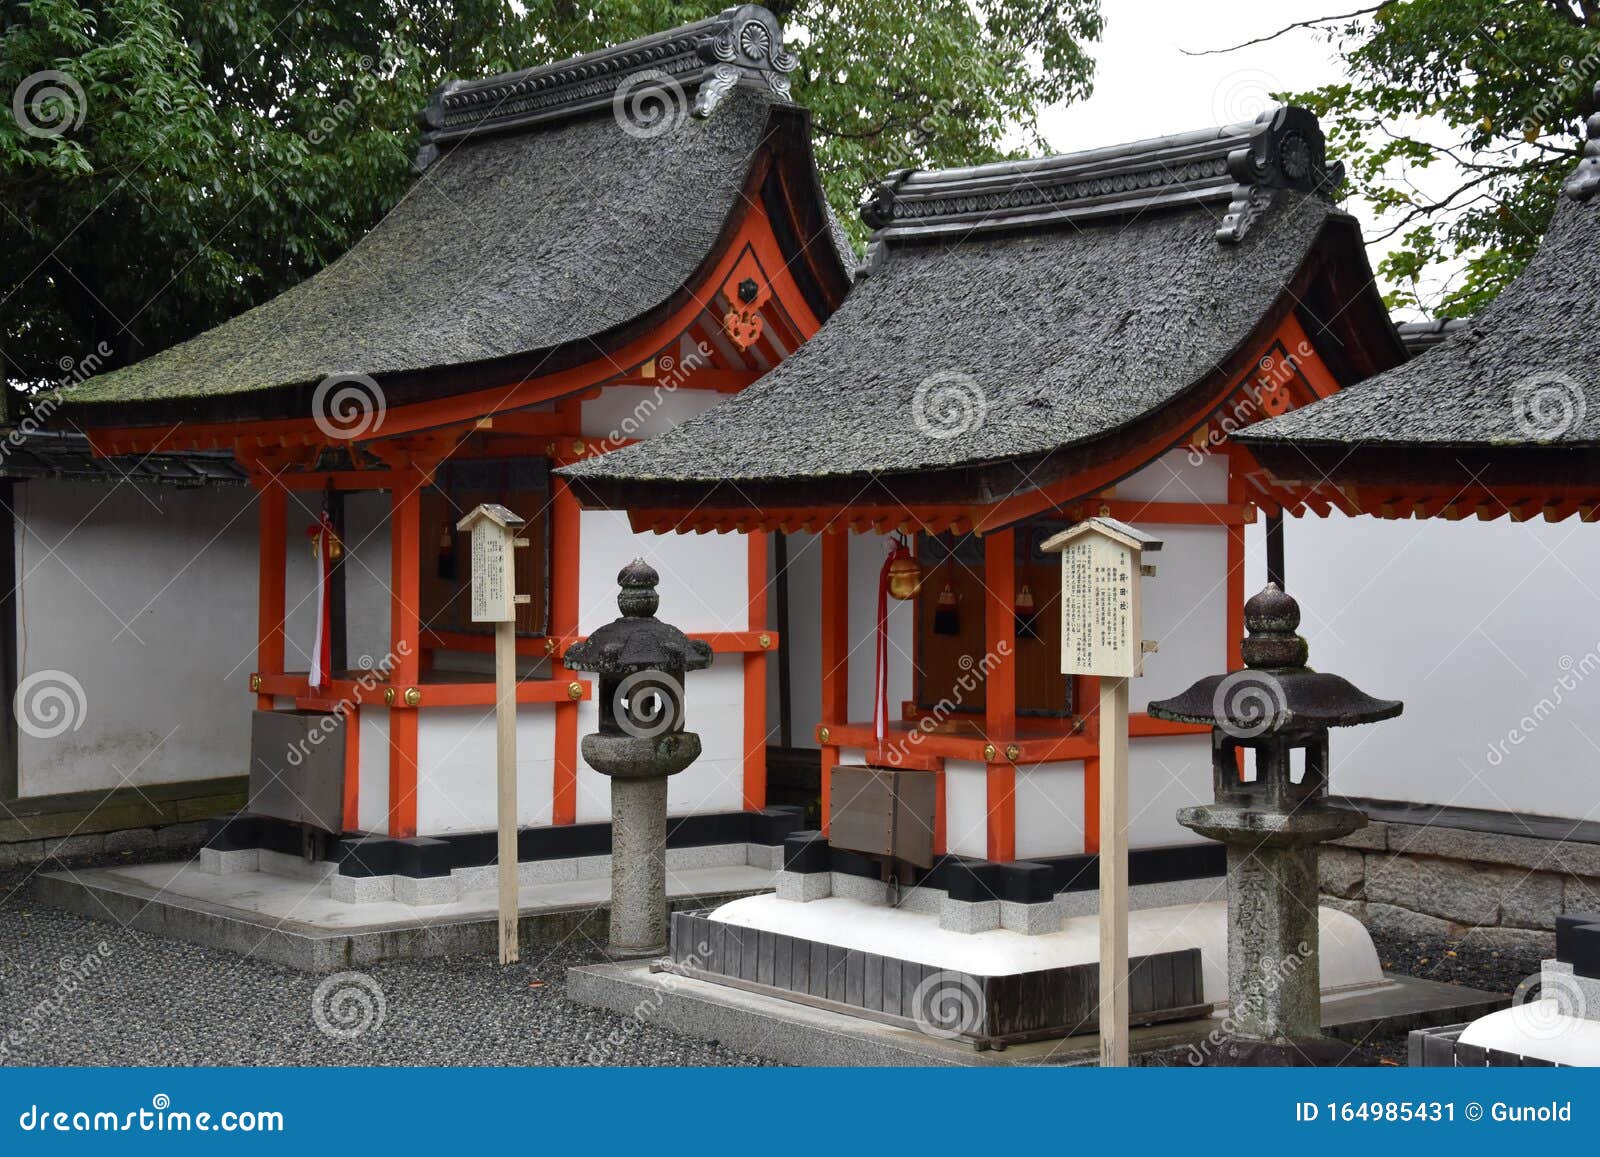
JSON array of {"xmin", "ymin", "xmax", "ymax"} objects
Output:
[
  {"xmin": 564, "ymin": 106, "xmax": 1400, "ymax": 512},
  {"xmin": 1240, "ymin": 83, "xmax": 1600, "ymax": 489},
  {"xmin": 56, "ymin": 6, "xmax": 847, "ymax": 427}
]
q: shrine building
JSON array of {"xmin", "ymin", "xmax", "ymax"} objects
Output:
[{"xmin": 46, "ymin": 7, "xmax": 852, "ymax": 893}]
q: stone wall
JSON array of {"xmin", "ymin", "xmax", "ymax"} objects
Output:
[{"xmin": 1319, "ymin": 818, "xmax": 1600, "ymax": 958}]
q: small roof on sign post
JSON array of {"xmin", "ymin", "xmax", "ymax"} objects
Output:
[
  {"xmin": 456, "ymin": 503, "xmax": 525, "ymax": 532},
  {"xmin": 1040, "ymin": 516, "xmax": 1162, "ymax": 556}
]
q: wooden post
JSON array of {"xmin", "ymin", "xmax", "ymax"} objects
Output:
[
  {"xmin": 495, "ymin": 615, "xmax": 518, "ymax": 964},
  {"xmin": 1042, "ymin": 517, "xmax": 1161, "ymax": 1070},
  {"xmin": 1098, "ymin": 674, "xmax": 1130, "ymax": 1068},
  {"xmin": 458, "ymin": 503, "xmax": 527, "ymax": 965}
]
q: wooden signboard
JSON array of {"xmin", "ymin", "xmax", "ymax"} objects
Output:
[
  {"xmin": 456, "ymin": 503, "xmax": 528, "ymax": 965},
  {"xmin": 1042, "ymin": 516, "xmax": 1161, "ymax": 1068},
  {"xmin": 465, "ymin": 504, "xmax": 521, "ymax": 624}
]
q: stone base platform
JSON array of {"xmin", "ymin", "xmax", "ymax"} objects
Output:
[
  {"xmin": 35, "ymin": 855, "xmax": 775, "ymax": 972},
  {"xmin": 568, "ymin": 959, "xmax": 1507, "ymax": 1067}
]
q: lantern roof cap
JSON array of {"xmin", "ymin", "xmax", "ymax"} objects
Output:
[
  {"xmin": 1147, "ymin": 583, "xmax": 1402, "ymax": 734},
  {"xmin": 564, "ymin": 560, "xmax": 714, "ymax": 676}
]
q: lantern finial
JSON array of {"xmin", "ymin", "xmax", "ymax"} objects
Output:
[
  {"xmin": 1240, "ymin": 582, "xmax": 1309, "ymax": 669},
  {"xmin": 617, "ymin": 559, "xmax": 660, "ymax": 618}
]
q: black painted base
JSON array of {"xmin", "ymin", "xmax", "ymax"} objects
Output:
[{"xmin": 204, "ymin": 806, "xmax": 804, "ymax": 879}]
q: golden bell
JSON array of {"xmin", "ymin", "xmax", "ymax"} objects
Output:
[{"xmin": 887, "ymin": 554, "xmax": 923, "ymax": 600}]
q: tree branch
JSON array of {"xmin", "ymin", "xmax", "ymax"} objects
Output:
[{"xmin": 1180, "ymin": 4, "xmax": 1386, "ymax": 56}]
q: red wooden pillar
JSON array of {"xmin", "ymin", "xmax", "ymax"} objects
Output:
[
  {"xmin": 984, "ymin": 528, "xmax": 1017, "ymax": 862},
  {"xmin": 818, "ymin": 528, "xmax": 849, "ymax": 836},
  {"xmin": 387, "ymin": 475, "xmax": 422, "ymax": 837},
  {"xmin": 255, "ymin": 481, "xmax": 286, "ymax": 710},
  {"xmin": 550, "ymin": 474, "xmax": 581, "ymax": 825},
  {"xmin": 743, "ymin": 531, "xmax": 769, "ymax": 811}
]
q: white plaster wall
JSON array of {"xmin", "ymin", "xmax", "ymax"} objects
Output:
[
  {"xmin": 1249, "ymin": 512, "xmax": 1600, "ymax": 822},
  {"xmin": 14, "ymin": 479, "xmax": 258, "ymax": 794},
  {"xmin": 771, "ymin": 531, "xmax": 823, "ymax": 747},
  {"xmin": 415, "ymin": 704, "xmax": 556, "ymax": 834},
  {"xmin": 847, "ymin": 532, "xmax": 913, "ymax": 723},
  {"xmin": 1128, "ymin": 523, "xmax": 1229, "ymax": 712},
  {"xmin": 575, "ymin": 510, "xmax": 751, "ymax": 823},
  {"xmin": 357, "ymin": 707, "xmax": 390, "ymax": 833},
  {"xmin": 580, "ymin": 382, "xmax": 726, "ymax": 443},
  {"xmin": 1128, "ymin": 733, "xmax": 1212, "ymax": 848},
  {"xmin": 1118, "ymin": 448, "xmax": 1229, "ymax": 504},
  {"xmin": 1014, "ymin": 760, "xmax": 1087, "ymax": 859},
  {"xmin": 943, "ymin": 758, "xmax": 990, "ymax": 859}
]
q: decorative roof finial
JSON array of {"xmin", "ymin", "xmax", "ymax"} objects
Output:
[{"xmin": 1562, "ymin": 81, "xmax": 1600, "ymax": 201}]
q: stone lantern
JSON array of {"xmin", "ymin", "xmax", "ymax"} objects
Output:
[
  {"xmin": 564, "ymin": 560, "xmax": 712, "ymax": 958},
  {"xmin": 1146, "ymin": 582, "xmax": 1401, "ymax": 1064}
]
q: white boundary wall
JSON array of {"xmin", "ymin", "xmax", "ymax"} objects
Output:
[
  {"xmin": 13, "ymin": 478, "xmax": 258, "ymax": 795},
  {"xmin": 1250, "ymin": 512, "xmax": 1600, "ymax": 822}
]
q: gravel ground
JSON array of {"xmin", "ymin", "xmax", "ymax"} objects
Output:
[
  {"xmin": 0, "ymin": 849, "xmax": 1537, "ymax": 1068},
  {"xmin": 0, "ymin": 850, "xmax": 773, "ymax": 1067},
  {"xmin": 1355, "ymin": 931, "xmax": 1537, "ymax": 1066}
]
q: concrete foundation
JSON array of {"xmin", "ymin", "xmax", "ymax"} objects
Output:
[
  {"xmin": 34, "ymin": 847, "xmax": 776, "ymax": 972},
  {"xmin": 568, "ymin": 958, "xmax": 1506, "ymax": 1067}
]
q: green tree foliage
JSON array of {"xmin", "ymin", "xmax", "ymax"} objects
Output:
[
  {"xmin": 0, "ymin": 0, "xmax": 1102, "ymax": 390},
  {"xmin": 1283, "ymin": 0, "xmax": 1600, "ymax": 317}
]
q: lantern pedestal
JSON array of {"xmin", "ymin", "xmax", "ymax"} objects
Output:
[
  {"xmin": 1179, "ymin": 804, "xmax": 1366, "ymax": 1065},
  {"xmin": 607, "ymin": 775, "xmax": 671, "ymax": 958}
]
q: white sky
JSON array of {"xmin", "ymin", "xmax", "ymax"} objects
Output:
[{"xmin": 1033, "ymin": 0, "xmax": 1457, "ymax": 318}]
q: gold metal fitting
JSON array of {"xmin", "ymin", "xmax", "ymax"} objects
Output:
[
  {"xmin": 383, "ymin": 687, "xmax": 396, "ymax": 705},
  {"xmin": 543, "ymin": 637, "xmax": 558, "ymax": 656},
  {"xmin": 571, "ymin": 439, "xmax": 586, "ymax": 457},
  {"xmin": 566, "ymin": 681, "xmax": 583, "ymax": 701},
  {"xmin": 817, "ymin": 727, "xmax": 830, "ymax": 744},
  {"xmin": 403, "ymin": 687, "xmax": 422, "ymax": 708},
  {"xmin": 1005, "ymin": 744, "xmax": 1021, "ymax": 762},
  {"xmin": 982, "ymin": 743, "xmax": 998, "ymax": 761},
  {"xmin": 758, "ymin": 632, "xmax": 772, "ymax": 649},
  {"xmin": 249, "ymin": 674, "xmax": 262, "ymax": 692}
]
